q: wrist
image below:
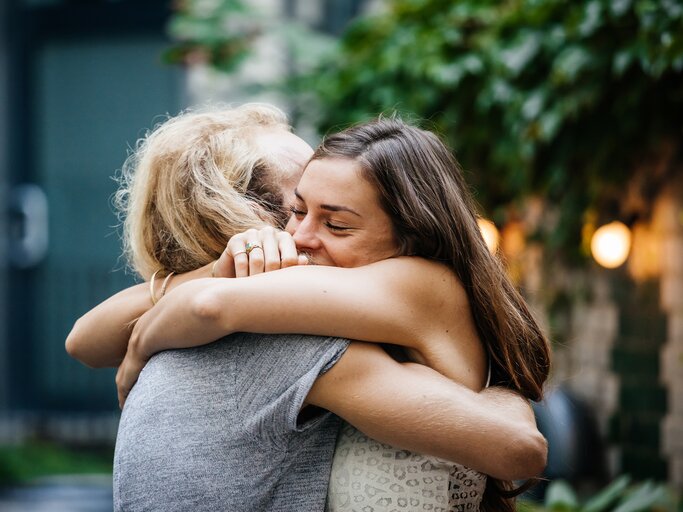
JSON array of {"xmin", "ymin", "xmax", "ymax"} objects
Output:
[{"xmin": 128, "ymin": 324, "xmax": 152, "ymax": 362}]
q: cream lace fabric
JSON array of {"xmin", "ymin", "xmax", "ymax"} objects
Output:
[{"xmin": 327, "ymin": 422, "xmax": 486, "ymax": 512}]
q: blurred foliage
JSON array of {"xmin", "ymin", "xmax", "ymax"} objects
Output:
[
  {"xmin": 518, "ymin": 476, "xmax": 679, "ymax": 511},
  {"xmin": 164, "ymin": 0, "xmax": 334, "ymax": 77},
  {"xmin": 164, "ymin": 0, "xmax": 259, "ymax": 72},
  {"xmin": 0, "ymin": 443, "xmax": 113, "ymax": 484},
  {"xmin": 169, "ymin": 0, "xmax": 683, "ymax": 265},
  {"xmin": 307, "ymin": 0, "xmax": 683, "ymax": 263}
]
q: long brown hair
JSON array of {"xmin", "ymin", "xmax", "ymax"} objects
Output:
[{"xmin": 312, "ymin": 117, "xmax": 551, "ymax": 510}]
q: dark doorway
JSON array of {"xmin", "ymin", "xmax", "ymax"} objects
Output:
[{"xmin": 5, "ymin": 0, "xmax": 183, "ymax": 413}]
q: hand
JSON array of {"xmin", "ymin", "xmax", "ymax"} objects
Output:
[
  {"xmin": 213, "ymin": 227, "xmax": 308, "ymax": 278},
  {"xmin": 115, "ymin": 321, "xmax": 150, "ymax": 409}
]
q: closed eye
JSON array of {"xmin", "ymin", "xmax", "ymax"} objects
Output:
[
  {"xmin": 289, "ymin": 206, "xmax": 306, "ymax": 217},
  {"xmin": 325, "ymin": 222, "xmax": 352, "ymax": 232}
]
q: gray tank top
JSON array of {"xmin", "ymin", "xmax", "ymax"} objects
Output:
[{"xmin": 114, "ymin": 333, "xmax": 349, "ymax": 512}]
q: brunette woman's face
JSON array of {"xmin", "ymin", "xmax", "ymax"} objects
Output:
[{"xmin": 285, "ymin": 158, "xmax": 398, "ymax": 268}]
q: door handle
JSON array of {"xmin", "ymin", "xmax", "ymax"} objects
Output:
[{"xmin": 8, "ymin": 183, "xmax": 49, "ymax": 268}]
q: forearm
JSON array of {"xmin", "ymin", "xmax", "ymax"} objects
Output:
[
  {"xmin": 138, "ymin": 261, "xmax": 440, "ymax": 355},
  {"xmin": 129, "ymin": 267, "xmax": 392, "ymax": 360},
  {"xmin": 308, "ymin": 343, "xmax": 547, "ymax": 480},
  {"xmin": 128, "ymin": 278, "xmax": 233, "ymax": 359},
  {"xmin": 66, "ymin": 283, "xmax": 150, "ymax": 367},
  {"xmin": 66, "ymin": 264, "xmax": 213, "ymax": 367}
]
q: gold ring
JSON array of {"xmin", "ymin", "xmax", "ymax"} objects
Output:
[{"xmin": 245, "ymin": 242, "xmax": 263, "ymax": 255}]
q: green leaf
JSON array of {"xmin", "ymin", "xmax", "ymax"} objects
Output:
[
  {"xmin": 583, "ymin": 475, "xmax": 631, "ymax": 512},
  {"xmin": 499, "ymin": 31, "xmax": 542, "ymax": 76},
  {"xmin": 610, "ymin": 0, "xmax": 633, "ymax": 17},
  {"xmin": 544, "ymin": 480, "xmax": 579, "ymax": 509},
  {"xmin": 522, "ymin": 90, "xmax": 546, "ymax": 120},
  {"xmin": 612, "ymin": 481, "xmax": 670, "ymax": 512},
  {"xmin": 538, "ymin": 108, "xmax": 563, "ymax": 140},
  {"xmin": 613, "ymin": 49, "xmax": 634, "ymax": 75},
  {"xmin": 579, "ymin": 1, "xmax": 603, "ymax": 37},
  {"xmin": 552, "ymin": 46, "xmax": 592, "ymax": 84}
]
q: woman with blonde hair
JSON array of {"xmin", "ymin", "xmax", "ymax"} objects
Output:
[
  {"xmin": 69, "ymin": 104, "xmax": 310, "ymax": 365},
  {"xmin": 68, "ymin": 106, "xmax": 547, "ymax": 511},
  {"xmin": 119, "ymin": 103, "xmax": 295, "ymax": 278}
]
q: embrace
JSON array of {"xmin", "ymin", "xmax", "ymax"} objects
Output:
[{"xmin": 66, "ymin": 104, "xmax": 550, "ymax": 512}]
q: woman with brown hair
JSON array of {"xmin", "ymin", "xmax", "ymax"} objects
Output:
[{"xmin": 109, "ymin": 116, "xmax": 550, "ymax": 511}]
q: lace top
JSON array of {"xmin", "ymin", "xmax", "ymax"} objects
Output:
[{"xmin": 327, "ymin": 422, "xmax": 486, "ymax": 512}]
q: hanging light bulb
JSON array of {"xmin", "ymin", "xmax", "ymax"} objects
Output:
[
  {"xmin": 590, "ymin": 221, "xmax": 632, "ymax": 269},
  {"xmin": 478, "ymin": 218, "xmax": 500, "ymax": 254}
]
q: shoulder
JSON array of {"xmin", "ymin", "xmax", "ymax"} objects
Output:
[
  {"xmin": 365, "ymin": 257, "xmax": 468, "ymax": 308},
  {"xmin": 365, "ymin": 256, "xmax": 460, "ymax": 284}
]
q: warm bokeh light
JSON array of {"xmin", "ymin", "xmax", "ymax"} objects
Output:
[
  {"xmin": 501, "ymin": 221, "xmax": 526, "ymax": 258},
  {"xmin": 478, "ymin": 218, "xmax": 500, "ymax": 254},
  {"xmin": 627, "ymin": 221, "xmax": 661, "ymax": 281},
  {"xmin": 590, "ymin": 221, "xmax": 632, "ymax": 269}
]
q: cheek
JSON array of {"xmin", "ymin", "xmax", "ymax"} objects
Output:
[
  {"xmin": 317, "ymin": 238, "xmax": 356, "ymax": 268},
  {"xmin": 372, "ymin": 219, "xmax": 400, "ymax": 251},
  {"xmin": 330, "ymin": 239, "xmax": 377, "ymax": 268}
]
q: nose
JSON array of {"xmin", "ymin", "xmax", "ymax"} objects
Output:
[{"xmin": 291, "ymin": 214, "xmax": 322, "ymax": 252}]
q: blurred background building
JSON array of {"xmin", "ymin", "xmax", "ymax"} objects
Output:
[
  {"xmin": 1, "ymin": 0, "xmax": 682, "ymax": 509},
  {"xmin": 0, "ymin": 0, "xmax": 370, "ymax": 438},
  {"xmin": 2, "ymin": 0, "xmax": 184, "ymax": 444}
]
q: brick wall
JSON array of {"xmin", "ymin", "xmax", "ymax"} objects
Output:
[
  {"xmin": 658, "ymin": 191, "xmax": 683, "ymax": 490},
  {"xmin": 610, "ymin": 277, "xmax": 668, "ymax": 480},
  {"xmin": 561, "ymin": 188, "xmax": 683, "ymax": 489}
]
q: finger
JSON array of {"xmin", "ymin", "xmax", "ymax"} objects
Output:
[
  {"xmin": 227, "ymin": 234, "xmax": 249, "ymax": 278},
  {"xmin": 245, "ymin": 230, "xmax": 265, "ymax": 276},
  {"xmin": 117, "ymin": 369, "xmax": 138, "ymax": 410},
  {"xmin": 298, "ymin": 254, "xmax": 310, "ymax": 266},
  {"xmin": 116, "ymin": 369, "xmax": 127, "ymax": 409},
  {"xmin": 213, "ymin": 243, "xmax": 236, "ymax": 279},
  {"xmin": 260, "ymin": 227, "xmax": 282, "ymax": 273},
  {"xmin": 277, "ymin": 231, "xmax": 299, "ymax": 268}
]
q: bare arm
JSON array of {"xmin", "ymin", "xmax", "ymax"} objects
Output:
[
  {"xmin": 65, "ymin": 263, "xmax": 214, "ymax": 368},
  {"xmin": 129, "ymin": 258, "xmax": 475, "ymax": 379},
  {"xmin": 307, "ymin": 342, "xmax": 547, "ymax": 481},
  {"xmin": 115, "ymin": 257, "xmax": 481, "ymax": 406},
  {"xmin": 66, "ymin": 228, "xmax": 305, "ymax": 368}
]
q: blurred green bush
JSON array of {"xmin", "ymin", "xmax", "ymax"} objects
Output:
[
  {"xmin": 0, "ymin": 443, "xmax": 113, "ymax": 485},
  {"xmin": 518, "ymin": 476, "xmax": 679, "ymax": 512}
]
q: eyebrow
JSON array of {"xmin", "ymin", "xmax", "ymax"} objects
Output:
[{"xmin": 294, "ymin": 189, "xmax": 362, "ymax": 217}]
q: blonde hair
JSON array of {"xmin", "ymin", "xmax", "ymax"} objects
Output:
[{"xmin": 115, "ymin": 104, "xmax": 293, "ymax": 279}]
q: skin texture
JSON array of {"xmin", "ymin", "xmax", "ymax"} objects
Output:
[
  {"xmin": 66, "ymin": 130, "xmax": 547, "ymax": 482},
  {"xmin": 286, "ymin": 158, "xmax": 398, "ymax": 267}
]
